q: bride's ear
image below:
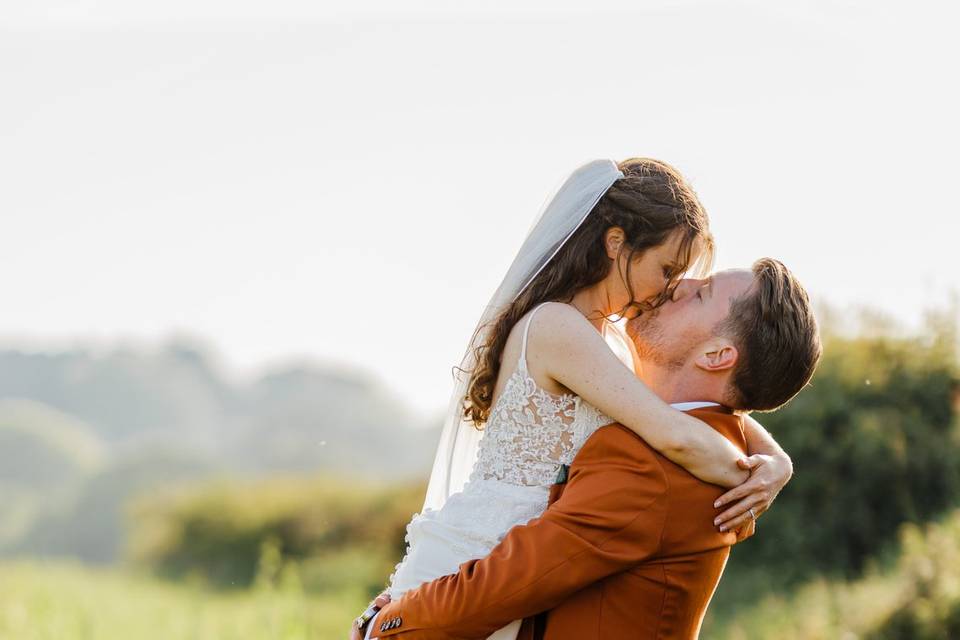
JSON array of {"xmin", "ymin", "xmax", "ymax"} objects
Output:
[
  {"xmin": 694, "ymin": 344, "xmax": 738, "ymax": 372},
  {"xmin": 604, "ymin": 227, "xmax": 626, "ymax": 260}
]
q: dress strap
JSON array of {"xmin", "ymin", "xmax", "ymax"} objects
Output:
[{"xmin": 519, "ymin": 302, "xmax": 552, "ymax": 371}]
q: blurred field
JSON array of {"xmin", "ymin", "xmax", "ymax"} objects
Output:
[
  {"xmin": 1, "ymin": 307, "xmax": 958, "ymax": 639},
  {"xmin": 0, "ymin": 558, "xmax": 366, "ymax": 640},
  {"xmin": 3, "ymin": 507, "xmax": 959, "ymax": 639}
]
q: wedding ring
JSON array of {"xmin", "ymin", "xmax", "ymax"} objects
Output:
[{"xmin": 748, "ymin": 507, "xmax": 757, "ymax": 521}]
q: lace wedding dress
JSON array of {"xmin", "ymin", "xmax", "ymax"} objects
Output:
[{"xmin": 386, "ymin": 303, "xmax": 616, "ymax": 640}]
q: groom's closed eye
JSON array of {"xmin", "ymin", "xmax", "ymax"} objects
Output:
[{"xmin": 696, "ymin": 278, "xmax": 714, "ymax": 301}]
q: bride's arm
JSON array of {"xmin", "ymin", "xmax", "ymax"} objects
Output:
[
  {"xmin": 534, "ymin": 303, "xmax": 749, "ymax": 488},
  {"xmin": 743, "ymin": 415, "xmax": 792, "ymax": 467},
  {"xmin": 712, "ymin": 415, "xmax": 794, "ymax": 531}
]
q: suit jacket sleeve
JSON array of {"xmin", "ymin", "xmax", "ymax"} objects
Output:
[{"xmin": 370, "ymin": 424, "xmax": 669, "ymax": 639}]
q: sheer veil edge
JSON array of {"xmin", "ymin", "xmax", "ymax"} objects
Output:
[{"xmin": 422, "ymin": 159, "xmax": 624, "ymax": 511}]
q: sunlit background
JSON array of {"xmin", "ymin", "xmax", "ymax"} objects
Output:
[{"xmin": 2, "ymin": 1, "xmax": 959, "ymax": 638}]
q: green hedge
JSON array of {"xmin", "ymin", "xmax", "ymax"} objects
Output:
[
  {"xmin": 706, "ymin": 508, "xmax": 960, "ymax": 639},
  {"xmin": 125, "ymin": 474, "xmax": 424, "ymax": 594},
  {"xmin": 729, "ymin": 322, "xmax": 960, "ymax": 585}
]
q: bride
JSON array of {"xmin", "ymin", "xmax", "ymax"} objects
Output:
[{"xmin": 353, "ymin": 158, "xmax": 793, "ymax": 639}]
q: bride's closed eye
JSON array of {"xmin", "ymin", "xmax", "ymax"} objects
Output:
[{"xmin": 662, "ymin": 264, "xmax": 680, "ymax": 280}]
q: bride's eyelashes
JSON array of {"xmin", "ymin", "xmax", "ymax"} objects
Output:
[{"xmin": 662, "ymin": 261, "xmax": 684, "ymax": 282}]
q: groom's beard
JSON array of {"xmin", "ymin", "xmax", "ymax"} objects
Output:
[{"xmin": 629, "ymin": 312, "xmax": 693, "ymax": 370}]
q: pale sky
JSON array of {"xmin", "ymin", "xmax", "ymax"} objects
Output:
[{"xmin": 2, "ymin": 0, "xmax": 958, "ymax": 416}]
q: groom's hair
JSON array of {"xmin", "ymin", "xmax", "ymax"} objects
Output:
[{"xmin": 717, "ymin": 258, "xmax": 821, "ymax": 412}]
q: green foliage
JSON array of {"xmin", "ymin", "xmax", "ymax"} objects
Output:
[
  {"xmin": 727, "ymin": 321, "xmax": 960, "ymax": 587},
  {"xmin": 707, "ymin": 509, "xmax": 960, "ymax": 639},
  {"xmin": 6, "ymin": 310, "xmax": 957, "ymax": 637},
  {"xmin": 126, "ymin": 474, "xmax": 424, "ymax": 595},
  {"xmin": 865, "ymin": 511, "xmax": 960, "ymax": 640}
]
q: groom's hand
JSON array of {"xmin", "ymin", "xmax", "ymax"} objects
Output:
[{"xmin": 712, "ymin": 452, "xmax": 793, "ymax": 534}]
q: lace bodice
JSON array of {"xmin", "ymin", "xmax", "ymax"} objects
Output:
[
  {"xmin": 386, "ymin": 303, "xmax": 618, "ymax": 600},
  {"xmin": 468, "ymin": 302, "xmax": 614, "ymax": 487}
]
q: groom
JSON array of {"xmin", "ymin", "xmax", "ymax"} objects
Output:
[{"xmin": 362, "ymin": 258, "xmax": 821, "ymax": 639}]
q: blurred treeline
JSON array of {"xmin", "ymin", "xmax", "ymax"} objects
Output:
[
  {"xmin": 125, "ymin": 476, "xmax": 424, "ymax": 596},
  {"xmin": 1, "ymin": 306, "xmax": 958, "ymax": 638},
  {"xmin": 704, "ymin": 306, "xmax": 960, "ymax": 638},
  {"xmin": 0, "ymin": 339, "xmax": 438, "ymax": 564}
]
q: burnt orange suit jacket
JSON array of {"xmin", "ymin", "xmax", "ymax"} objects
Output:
[{"xmin": 370, "ymin": 405, "xmax": 752, "ymax": 640}]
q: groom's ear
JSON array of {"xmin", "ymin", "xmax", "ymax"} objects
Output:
[{"xmin": 694, "ymin": 343, "xmax": 738, "ymax": 372}]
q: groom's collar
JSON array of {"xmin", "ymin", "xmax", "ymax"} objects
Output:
[{"xmin": 670, "ymin": 401, "xmax": 733, "ymax": 415}]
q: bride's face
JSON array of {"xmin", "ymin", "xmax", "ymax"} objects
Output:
[{"xmin": 614, "ymin": 229, "xmax": 697, "ymax": 317}]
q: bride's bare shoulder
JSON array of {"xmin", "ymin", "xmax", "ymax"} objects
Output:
[{"xmin": 525, "ymin": 301, "xmax": 601, "ymax": 345}]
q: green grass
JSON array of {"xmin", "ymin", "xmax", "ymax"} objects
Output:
[
  {"xmin": 0, "ymin": 558, "xmax": 367, "ymax": 640},
  {"xmin": 6, "ymin": 508, "xmax": 960, "ymax": 640}
]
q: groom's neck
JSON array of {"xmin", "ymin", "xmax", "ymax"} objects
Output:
[{"xmin": 639, "ymin": 360, "xmax": 724, "ymax": 406}]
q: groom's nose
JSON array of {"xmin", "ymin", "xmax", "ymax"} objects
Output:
[{"xmin": 671, "ymin": 278, "xmax": 706, "ymax": 302}]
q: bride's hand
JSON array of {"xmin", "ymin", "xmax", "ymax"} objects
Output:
[
  {"xmin": 712, "ymin": 452, "xmax": 793, "ymax": 533},
  {"xmin": 349, "ymin": 593, "xmax": 392, "ymax": 640}
]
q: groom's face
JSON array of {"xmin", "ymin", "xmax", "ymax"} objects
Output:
[{"xmin": 626, "ymin": 269, "xmax": 754, "ymax": 368}]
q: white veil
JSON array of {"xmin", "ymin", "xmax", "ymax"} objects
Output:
[{"xmin": 422, "ymin": 159, "xmax": 625, "ymax": 511}]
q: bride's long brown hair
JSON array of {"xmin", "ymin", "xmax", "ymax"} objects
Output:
[{"xmin": 462, "ymin": 157, "xmax": 714, "ymax": 427}]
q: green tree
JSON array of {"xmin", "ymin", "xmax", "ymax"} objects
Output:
[{"xmin": 730, "ymin": 314, "xmax": 960, "ymax": 586}]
